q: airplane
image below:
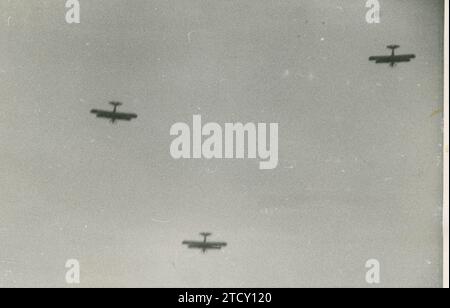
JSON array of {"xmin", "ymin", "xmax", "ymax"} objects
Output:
[
  {"xmin": 182, "ymin": 233, "xmax": 227, "ymax": 254},
  {"xmin": 369, "ymin": 45, "xmax": 416, "ymax": 67},
  {"xmin": 91, "ymin": 102, "xmax": 137, "ymax": 123}
]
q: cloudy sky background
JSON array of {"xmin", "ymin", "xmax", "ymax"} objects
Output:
[{"xmin": 0, "ymin": 0, "xmax": 444, "ymax": 287}]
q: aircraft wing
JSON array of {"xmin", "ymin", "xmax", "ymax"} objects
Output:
[
  {"xmin": 369, "ymin": 55, "xmax": 415, "ymax": 63},
  {"xmin": 203, "ymin": 246, "xmax": 223, "ymax": 250},
  {"xmin": 192, "ymin": 243, "xmax": 226, "ymax": 249},
  {"xmin": 183, "ymin": 241, "xmax": 227, "ymax": 250},
  {"xmin": 182, "ymin": 241, "xmax": 202, "ymax": 246},
  {"xmin": 185, "ymin": 243, "xmax": 207, "ymax": 248},
  {"xmin": 113, "ymin": 112, "xmax": 138, "ymax": 120},
  {"xmin": 369, "ymin": 56, "xmax": 392, "ymax": 63},
  {"xmin": 91, "ymin": 110, "xmax": 137, "ymax": 120},
  {"xmin": 91, "ymin": 109, "xmax": 109, "ymax": 115},
  {"xmin": 391, "ymin": 54, "xmax": 415, "ymax": 62},
  {"xmin": 91, "ymin": 110, "xmax": 115, "ymax": 118},
  {"xmin": 205, "ymin": 242, "xmax": 227, "ymax": 247}
]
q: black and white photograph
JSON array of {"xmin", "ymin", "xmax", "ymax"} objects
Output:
[{"xmin": 0, "ymin": 0, "xmax": 448, "ymax": 291}]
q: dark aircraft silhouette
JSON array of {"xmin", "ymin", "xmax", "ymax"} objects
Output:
[
  {"xmin": 91, "ymin": 102, "xmax": 137, "ymax": 123},
  {"xmin": 182, "ymin": 233, "xmax": 227, "ymax": 254},
  {"xmin": 369, "ymin": 45, "xmax": 416, "ymax": 67}
]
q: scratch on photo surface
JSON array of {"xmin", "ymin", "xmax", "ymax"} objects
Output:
[
  {"xmin": 151, "ymin": 218, "xmax": 171, "ymax": 224},
  {"xmin": 187, "ymin": 31, "xmax": 195, "ymax": 44}
]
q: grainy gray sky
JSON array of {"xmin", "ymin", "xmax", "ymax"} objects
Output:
[{"xmin": 0, "ymin": 0, "xmax": 444, "ymax": 287}]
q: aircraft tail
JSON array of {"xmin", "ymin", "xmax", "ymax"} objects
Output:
[
  {"xmin": 387, "ymin": 45, "xmax": 400, "ymax": 50},
  {"xmin": 109, "ymin": 101, "xmax": 123, "ymax": 107}
]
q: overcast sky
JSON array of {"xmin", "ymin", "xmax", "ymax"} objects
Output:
[{"xmin": 0, "ymin": 0, "xmax": 444, "ymax": 287}]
